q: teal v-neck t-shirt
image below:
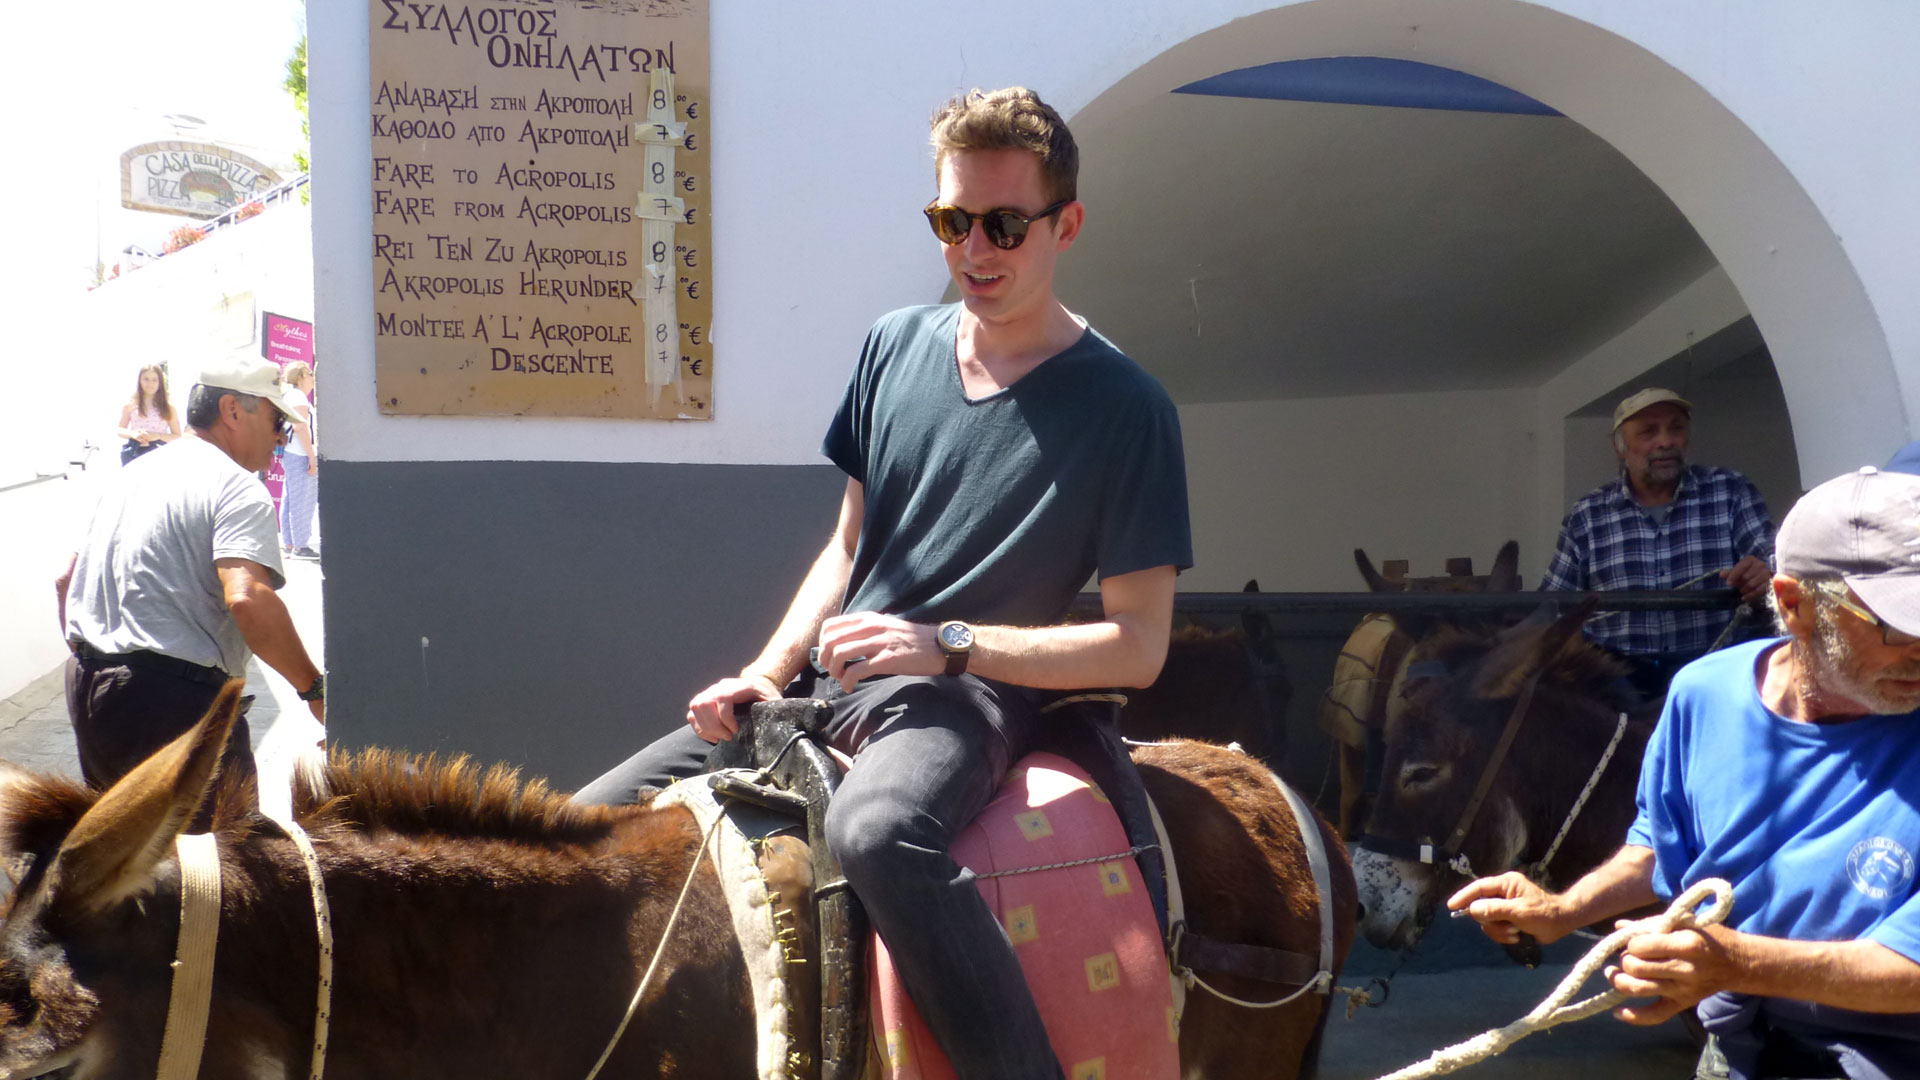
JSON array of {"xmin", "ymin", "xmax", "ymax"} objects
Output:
[{"xmin": 823, "ymin": 304, "xmax": 1191, "ymax": 627}]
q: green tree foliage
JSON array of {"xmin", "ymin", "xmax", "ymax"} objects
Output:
[{"xmin": 284, "ymin": 35, "xmax": 310, "ymax": 202}]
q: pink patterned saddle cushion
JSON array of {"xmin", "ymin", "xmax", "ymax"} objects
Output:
[{"xmin": 868, "ymin": 752, "xmax": 1178, "ymax": 1080}]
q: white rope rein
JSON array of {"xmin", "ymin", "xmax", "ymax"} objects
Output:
[
  {"xmin": 1527, "ymin": 712, "xmax": 1630, "ymax": 883},
  {"xmin": 583, "ymin": 808, "xmax": 727, "ymax": 1080},
  {"xmin": 282, "ymin": 821, "xmax": 334, "ymax": 1080},
  {"xmin": 1184, "ymin": 964, "xmax": 1332, "ymax": 1010},
  {"xmin": 1369, "ymin": 878, "xmax": 1733, "ymax": 1080}
]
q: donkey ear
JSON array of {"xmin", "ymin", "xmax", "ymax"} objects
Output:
[
  {"xmin": 1354, "ymin": 549, "xmax": 1395, "ymax": 593},
  {"xmin": 1472, "ymin": 599, "xmax": 1598, "ymax": 699},
  {"xmin": 1486, "ymin": 541, "xmax": 1522, "ymax": 593},
  {"xmin": 46, "ymin": 681, "xmax": 241, "ymax": 915}
]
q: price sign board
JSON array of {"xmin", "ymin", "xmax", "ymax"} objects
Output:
[{"xmin": 369, "ymin": 0, "xmax": 711, "ymax": 419}]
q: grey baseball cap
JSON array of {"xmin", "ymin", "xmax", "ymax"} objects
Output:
[{"xmin": 1777, "ymin": 466, "xmax": 1920, "ymax": 634}]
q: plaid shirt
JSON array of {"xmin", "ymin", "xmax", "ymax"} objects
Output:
[{"xmin": 1541, "ymin": 465, "xmax": 1774, "ymax": 657}]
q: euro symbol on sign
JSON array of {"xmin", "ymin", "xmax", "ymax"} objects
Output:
[{"xmin": 685, "ymin": 281, "xmax": 699, "ymax": 299}]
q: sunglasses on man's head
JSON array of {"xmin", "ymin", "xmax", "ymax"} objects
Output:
[{"xmin": 924, "ymin": 199, "xmax": 1069, "ymax": 250}]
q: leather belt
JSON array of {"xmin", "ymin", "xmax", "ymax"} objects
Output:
[{"xmin": 70, "ymin": 641, "xmax": 231, "ymax": 688}]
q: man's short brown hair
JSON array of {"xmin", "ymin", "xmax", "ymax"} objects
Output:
[{"xmin": 929, "ymin": 87, "xmax": 1078, "ymax": 204}]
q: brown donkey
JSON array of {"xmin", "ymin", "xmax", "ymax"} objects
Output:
[
  {"xmin": 0, "ymin": 685, "xmax": 1351, "ymax": 1079},
  {"xmin": 1351, "ymin": 608, "xmax": 1659, "ymax": 954}
]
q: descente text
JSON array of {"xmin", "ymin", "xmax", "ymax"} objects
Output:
[{"xmin": 491, "ymin": 348, "xmax": 615, "ymax": 374}]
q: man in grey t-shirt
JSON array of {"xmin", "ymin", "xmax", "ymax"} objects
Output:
[{"xmin": 57, "ymin": 355, "xmax": 325, "ymax": 797}]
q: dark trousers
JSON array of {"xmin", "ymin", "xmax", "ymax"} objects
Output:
[
  {"xmin": 575, "ymin": 674, "xmax": 1065, "ymax": 1080},
  {"xmin": 65, "ymin": 652, "xmax": 257, "ymax": 830},
  {"xmin": 1622, "ymin": 649, "xmax": 1709, "ymax": 701}
]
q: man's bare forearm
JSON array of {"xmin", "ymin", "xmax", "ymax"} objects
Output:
[
  {"xmin": 230, "ymin": 583, "xmax": 323, "ymax": 693},
  {"xmin": 1554, "ymin": 844, "xmax": 1660, "ymax": 930},
  {"xmin": 55, "ymin": 553, "xmax": 76, "ymax": 637},
  {"xmin": 741, "ymin": 538, "xmax": 852, "ymax": 687},
  {"xmin": 1721, "ymin": 933, "xmax": 1920, "ymax": 1013},
  {"xmin": 969, "ymin": 616, "xmax": 1167, "ymax": 690}
]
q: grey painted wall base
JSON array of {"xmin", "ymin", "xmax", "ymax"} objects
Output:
[{"xmin": 321, "ymin": 459, "xmax": 843, "ymax": 789}]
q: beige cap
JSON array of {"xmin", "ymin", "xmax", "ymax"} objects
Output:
[
  {"xmin": 197, "ymin": 354, "xmax": 300, "ymax": 420},
  {"xmin": 1612, "ymin": 387, "xmax": 1692, "ymax": 431}
]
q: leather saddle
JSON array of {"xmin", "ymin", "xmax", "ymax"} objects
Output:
[{"xmin": 702, "ymin": 695, "xmax": 1172, "ymax": 1080}]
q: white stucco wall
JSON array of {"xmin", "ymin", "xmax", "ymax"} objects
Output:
[
  {"xmin": 313, "ymin": 0, "xmax": 1920, "ymax": 478},
  {"xmin": 1180, "ymin": 388, "xmax": 1537, "ymax": 592}
]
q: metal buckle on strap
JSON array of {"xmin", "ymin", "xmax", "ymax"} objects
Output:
[{"xmin": 1354, "ymin": 832, "xmax": 1440, "ymax": 866}]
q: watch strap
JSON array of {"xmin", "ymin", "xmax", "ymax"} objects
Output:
[{"xmin": 942, "ymin": 648, "xmax": 968, "ymax": 677}]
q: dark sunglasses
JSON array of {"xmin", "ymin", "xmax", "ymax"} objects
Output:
[{"xmin": 924, "ymin": 199, "xmax": 1070, "ymax": 249}]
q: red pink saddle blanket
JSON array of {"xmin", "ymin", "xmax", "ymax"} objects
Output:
[{"xmin": 868, "ymin": 752, "xmax": 1179, "ymax": 1080}]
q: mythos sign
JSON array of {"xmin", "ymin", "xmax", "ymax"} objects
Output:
[{"xmin": 121, "ymin": 142, "xmax": 283, "ymax": 218}]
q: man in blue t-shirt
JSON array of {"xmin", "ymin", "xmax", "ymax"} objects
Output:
[
  {"xmin": 1453, "ymin": 467, "xmax": 1920, "ymax": 1080},
  {"xmin": 578, "ymin": 88, "xmax": 1191, "ymax": 1080}
]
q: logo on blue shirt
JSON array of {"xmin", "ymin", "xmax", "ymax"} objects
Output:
[{"xmin": 1846, "ymin": 837, "xmax": 1916, "ymax": 901}]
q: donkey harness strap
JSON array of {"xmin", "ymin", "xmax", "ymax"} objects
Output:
[
  {"xmin": 1442, "ymin": 665, "xmax": 1546, "ymax": 857},
  {"xmin": 1165, "ymin": 764, "xmax": 1337, "ymax": 1009},
  {"xmin": 157, "ymin": 832, "xmax": 221, "ymax": 1080},
  {"xmin": 1270, "ymin": 765, "xmax": 1338, "ymax": 984}
]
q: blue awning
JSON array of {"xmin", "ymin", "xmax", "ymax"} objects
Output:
[{"xmin": 1174, "ymin": 57, "xmax": 1561, "ymax": 117}]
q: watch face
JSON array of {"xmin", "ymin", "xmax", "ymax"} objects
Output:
[{"xmin": 941, "ymin": 622, "xmax": 973, "ymax": 650}]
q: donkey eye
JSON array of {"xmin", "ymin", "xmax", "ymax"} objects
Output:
[{"xmin": 1398, "ymin": 763, "xmax": 1444, "ymax": 790}]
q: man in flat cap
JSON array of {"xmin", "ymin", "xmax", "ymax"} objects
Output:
[
  {"xmin": 56, "ymin": 354, "xmax": 326, "ymax": 799},
  {"xmin": 1542, "ymin": 387, "xmax": 1775, "ymax": 695},
  {"xmin": 1455, "ymin": 466, "xmax": 1920, "ymax": 1079}
]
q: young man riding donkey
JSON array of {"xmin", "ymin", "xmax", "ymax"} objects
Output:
[
  {"xmin": 1455, "ymin": 467, "xmax": 1920, "ymax": 1079},
  {"xmin": 577, "ymin": 88, "xmax": 1194, "ymax": 1079}
]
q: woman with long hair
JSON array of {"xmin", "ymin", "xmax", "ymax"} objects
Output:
[
  {"xmin": 279, "ymin": 361, "xmax": 320, "ymax": 557},
  {"xmin": 116, "ymin": 364, "xmax": 180, "ymax": 466}
]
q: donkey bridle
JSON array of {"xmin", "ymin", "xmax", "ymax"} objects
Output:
[
  {"xmin": 1356, "ymin": 661, "xmax": 1549, "ymax": 878},
  {"xmin": 156, "ymin": 820, "xmax": 334, "ymax": 1080}
]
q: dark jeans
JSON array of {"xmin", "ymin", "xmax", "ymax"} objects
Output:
[
  {"xmin": 120, "ymin": 439, "xmax": 160, "ymax": 467},
  {"xmin": 575, "ymin": 674, "xmax": 1065, "ymax": 1080},
  {"xmin": 65, "ymin": 652, "xmax": 257, "ymax": 830}
]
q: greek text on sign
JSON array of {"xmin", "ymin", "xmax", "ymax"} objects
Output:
[{"xmin": 369, "ymin": 0, "xmax": 712, "ymax": 420}]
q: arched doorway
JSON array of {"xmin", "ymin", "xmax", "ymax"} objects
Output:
[{"xmin": 1049, "ymin": 0, "xmax": 1900, "ymax": 589}]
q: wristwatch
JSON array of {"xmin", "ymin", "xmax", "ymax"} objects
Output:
[
  {"xmin": 937, "ymin": 621, "xmax": 974, "ymax": 676},
  {"xmin": 299, "ymin": 673, "xmax": 326, "ymax": 702}
]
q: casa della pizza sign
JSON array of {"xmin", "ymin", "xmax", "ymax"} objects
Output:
[{"xmin": 120, "ymin": 141, "xmax": 283, "ymax": 219}]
